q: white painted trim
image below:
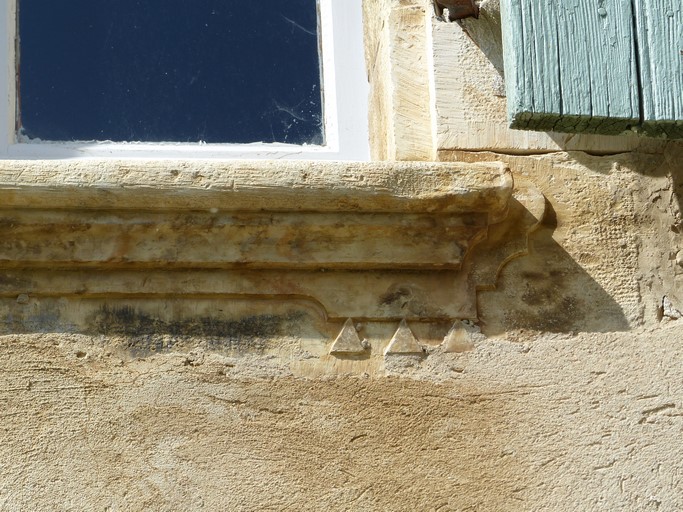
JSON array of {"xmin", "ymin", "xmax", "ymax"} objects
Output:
[
  {"xmin": 1, "ymin": 0, "xmax": 369, "ymax": 161},
  {"xmin": 0, "ymin": 0, "xmax": 13, "ymax": 154},
  {"xmin": 327, "ymin": 0, "xmax": 369, "ymax": 159}
]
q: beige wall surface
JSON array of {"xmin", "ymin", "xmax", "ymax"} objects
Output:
[
  {"xmin": 2, "ymin": 1, "xmax": 683, "ymax": 510},
  {"xmin": 2, "ymin": 326, "xmax": 683, "ymax": 511}
]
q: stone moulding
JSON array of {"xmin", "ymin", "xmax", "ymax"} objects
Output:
[{"xmin": 0, "ymin": 160, "xmax": 540, "ymax": 337}]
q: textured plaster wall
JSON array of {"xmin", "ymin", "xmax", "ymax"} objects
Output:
[
  {"xmin": 1, "ymin": 1, "xmax": 683, "ymax": 511},
  {"xmin": 2, "ymin": 326, "xmax": 683, "ymax": 511}
]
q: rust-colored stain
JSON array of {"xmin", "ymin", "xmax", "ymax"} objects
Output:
[{"xmin": 433, "ymin": 0, "xmax": 479, "ymax": 21}]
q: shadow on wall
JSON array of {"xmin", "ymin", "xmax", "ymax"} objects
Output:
[
  {"xmin": 459, "ymin": 1, "xmax": 505, "ymax": 77},
  {"xmin": 478, "ymin": 198, "xmax": 630, "ymax": 335},
  {"xmin": 570, "ymin": 146, "xmax": 683, "ymax": 234}
]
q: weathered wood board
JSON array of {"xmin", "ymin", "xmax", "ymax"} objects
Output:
[
  {"xmin": 501, "ymin": 0, "xmax": 682, "ymax": 138},
  {"xmin": 634, "ymin": 0, "xmax": 683, "ymax": 138},
  {"xmin": 501, "ymin": 0, "xmax": 641, "ymax": 135}
]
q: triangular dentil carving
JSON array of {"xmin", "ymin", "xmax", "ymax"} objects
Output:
[
  {"xmin": 384, "ymin": 319, "xmax": 423, "ymax": 355},
  {"xmin": 330, "ymin": 318, "xmax": 366, "ymax": 355}
]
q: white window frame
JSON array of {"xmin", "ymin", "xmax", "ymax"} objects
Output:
[{"xmin": 0, "ymin": 0, "xmax": 369, "ymax": 160}]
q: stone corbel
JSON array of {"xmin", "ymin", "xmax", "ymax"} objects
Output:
[{"xmin": 0, "ymin": 160, "xmax": 542, "ymax": 350}]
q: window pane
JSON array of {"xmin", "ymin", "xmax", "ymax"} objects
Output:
[{"xmin": 18, "ymin": 0, "xmax": 324, "ymax": 144}]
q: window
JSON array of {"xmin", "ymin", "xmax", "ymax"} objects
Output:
[{"xmin": 1, "ymin": 0, "xmax": 369, "ymax": 159}]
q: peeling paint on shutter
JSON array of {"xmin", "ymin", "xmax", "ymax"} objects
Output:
[{"xmin": 501, "ymin": 0, "xmax": 683, "ymax": 138}]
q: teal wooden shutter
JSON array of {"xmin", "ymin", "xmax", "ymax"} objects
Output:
[
  {"xmin": 501, "ymin": 0, "xmax": 683, "ymax": 138},
  {"xmin": 635, "ymin": 0, "xmax": 683, "ymax": 137}
]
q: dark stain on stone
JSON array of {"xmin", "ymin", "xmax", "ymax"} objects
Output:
[
  {"xmin": 0, "ymin": 273, "xmax": 32, "ymax": 290},
  {"xmin": 380, "ymin": 286, "xmax": 412, "ymax": 306},
  {"xmin": 518, "ymin": 265, "xmax": 584, "ymax": 328},
  {"xmin": 520, "ymin": 271, "xmax": 545, "ymax": 281},
  {"xmin": 68, "ymin": 223, "xmax": 92, "ymax": 232},
  {"xmin": 0, "ymin": 217, "xmax": 18, "ymax": 230},
  {"xmin": 521, "ymin": 281, "xmax": 566, "ymax": 306},
  {"xmin": 1, "ymin": 300, "xmax": 66, "ymax": 334},
  {"xmin": 461, "ymin": 213, "xmax": 486, "ymax": 227},
  {"xmin": 90, "ymin": 305, "xmax": 306, "ymax": 354},
  {"xmin": 508, "ymin": 296, "xmax": 582, "ymax": 332},
  {"xmin": 479, "ymin": 194, "xmax": 628, "ymax": 334}
]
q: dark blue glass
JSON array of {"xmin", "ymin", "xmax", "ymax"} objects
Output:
[{"xmin": 18, "ymin": 0, "xmax": 323, "ymax": 144}]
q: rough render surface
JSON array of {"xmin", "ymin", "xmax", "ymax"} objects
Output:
[{"xmin": 2, "ymin": 325, "xmax": 683, "ymax": 511}]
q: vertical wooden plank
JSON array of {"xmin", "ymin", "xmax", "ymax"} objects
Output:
[
  {"xmin": 500, "ymin": 0, "xmax": 528, "ymax": 126},
  {"xmin": 523, "ymin": 0, "xmax": 563, "ymax": 127},
  {"xmin": 501, "ymin": 0, "xmax": 640, "ymax": 134},
  {"xmin": 557, "ymin": 0, "xmax": 640, "ymax": 133},
  {"xmin": 634, "ymin": 0, "xmax": 683, "ymax": 138}
]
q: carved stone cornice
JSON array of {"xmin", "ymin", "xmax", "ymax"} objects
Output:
[{"xmin": 0, "ymin": 160, "xmax": 541, "ymax": 351}]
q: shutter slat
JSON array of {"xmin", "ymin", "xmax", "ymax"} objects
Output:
[
  {"xmin": 501, "ymin": 0, "xmax": 644, "ymax": 135},
  {"xmin": 634, "ymin": 0, "xmax": 683, "ymax": 138}
]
